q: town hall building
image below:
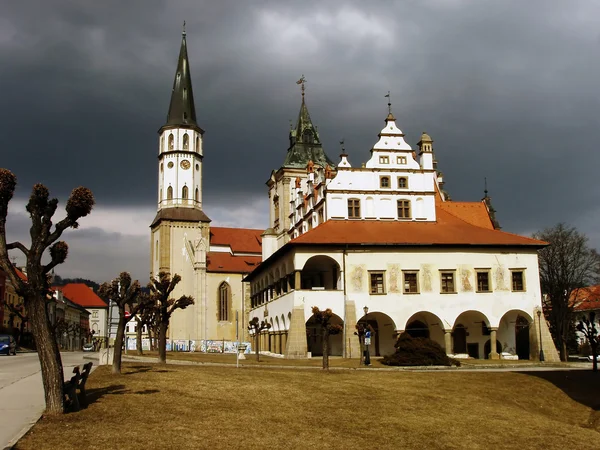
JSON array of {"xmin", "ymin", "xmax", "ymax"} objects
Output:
[{"xmin": 151, "ymin": 30, "xmax": 559, "ymax": 361}]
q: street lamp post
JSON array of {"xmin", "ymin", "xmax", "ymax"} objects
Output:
[{"xmin": 537, "ymin": 308, "xmax": 545, "ymax": 362}]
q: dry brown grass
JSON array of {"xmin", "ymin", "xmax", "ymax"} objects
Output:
[{"xmin": 16, "ymin": 364, "xmax": 599, "ymax": 450}]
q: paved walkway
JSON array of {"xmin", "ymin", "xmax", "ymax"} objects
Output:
[{"xmin": 0, "ymin": 352, "xmax": 88, "ymax": 450}]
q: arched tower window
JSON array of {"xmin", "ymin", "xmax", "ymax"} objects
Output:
[
  {"xmin": 195, "ymin": 136, "xmax": 199, "ymax": 152},
  {"xmin": 302, "ymin": 129, "xmax": 314, "ymax": 144},
  {"xmin": 167, "ymin": 186, "xmax": 173, "ymax": 200},
  {"xmin": 160, "ymin": 137, "xmax": 164, "ymax": 153},
  {"xmin": 195, "ymin": 187, "xmax": 199, "ymax": 202},
  {"xmin": 183, "ymin": 133, "xmax": 189, "ymax": 150},
  {"xmin": 159, "ymin": 188, "xmax": 162, "ymax": 202},
  {"xmin": 182, "ymin": 185, "xmax": 188, "ymax": 199},
  {"xmin": 218, "ymin": 282, "xmax": 231, "ymax": 321},
  {"xmin": 168, "ymin": 134, "xmax": 174, "ymax": 150}
]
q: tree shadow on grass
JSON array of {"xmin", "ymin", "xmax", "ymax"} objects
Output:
[
  {"xmin": 123, "ymin": 365, "xmax": 153, "ymax": 375},
  {"xmin": 86, "ymin": 384, "xmax": 128, "ymax": 405},
  {"xmin": 519, "ymin": 370, "xmax": 600, "ymax": 410}
]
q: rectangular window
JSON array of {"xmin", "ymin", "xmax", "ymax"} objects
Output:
[
  {"xmin": 476, "ymin": 271, "xmax": 490, "ymax": 292},
  {"xmin": 511, "ymin": 270, "xmax": 525, "ymax": 291},
  {"xmin": 397, "ymin": 200, "xmax": 411, "ymax": 219},
  {"xmin": 398, "ymin": 177, "xmax": 408, "ymax": 189},
  {"xmin": 403, "ymin": 271, "xmax": 419, "ymax": 294},
  {"xmin": 348, "ymin": 199, "xmax": 361, "ymax": 218},
  {"xmin": 380, "ymin": 176, "xmax": 390, "ymax": 188},
  {"xmin": 397, "ymin": 156, "xmax": 407, "ymax": 164},
  {"xmin": 440, "ymin": 271, "xmax": 456, "ymax": 293},
  {"xmin": 379, "ymin": 155, "xmax": 390, "ymax": 164},
  {"xmin": 370, "ymin": 271, "xmax": 385, "ymax": 294}
]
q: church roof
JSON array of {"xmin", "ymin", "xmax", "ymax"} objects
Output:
[
  {"xmin": 207, "ymin": 252, "xmax": 261, "ymax": 274},
  {"xmin": 210, "ymin": 227, "xmax": 262, "ymax": 254},
  {"xmin": 289, "ymin": 209, "xmax": 546, "ymax": 247},
  {"xmin": 150, "ymin": 208, "xmax": 211, "ymax": 228},
  {"xmin": 161, "ymin": 29, "xmax": 202, "ymax": 133},
  {"xmin": 572, "ymin": 286, "xmax": 600, "ymax": 312},
  {"xmin": 283, "ymin": 98, "xmax": 335, "ymax": 169}
]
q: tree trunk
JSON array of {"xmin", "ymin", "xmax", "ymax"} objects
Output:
[
  {"xmin": 592, "ymin": 343, "xmax": 598, "ymax": 373},
  {"xmin": 136, "ymin": 318, "xmax": 143, "ymax": 356},
  {"xmin": 158, "ymin": 320, "xmax": 168, "ymax": 364},
  {"xmin": 112, "ymin": 313, "xmax": 127, "ymax": 375},
  {"xmin": 560, "ymin": 339, "xmax": 568, "ymax": 362},
  {"xmin": 322, "ymin": 329, "xmax": 329, "ymax": 370},
  {"xmin": 27, "ymin": 293, "xmax": 65, "ymax": 414},
  {"xmin": 147, "ymin": 328, "xmax": 154, "ymax": 351}
]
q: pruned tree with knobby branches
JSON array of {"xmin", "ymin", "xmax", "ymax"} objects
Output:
[
  {"xmin": 533, "ymin": 223, "xmax": 600, "ymax": 361},
  {"xmin": 148, "ymin": 272, "xmax": 194, "ymax": 364},
  {"xmin": 99, "ymin": 272, "xmax": 152, "ymax": 374},
  {"xmin": 0, "ymin": 168, "xmax": 94, "ymax": 414},
  {"xmin": 576, "ymin": 312, "xmax": 599, "ymax": 373},
  {"xmin": 248, "ymin": 317, "xmax": 271, "ymax": 362},
  {"xmin": 311, "ymin": 307, "xmax": 343, "ymax": 369}
]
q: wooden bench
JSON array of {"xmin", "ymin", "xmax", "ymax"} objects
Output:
[{"xmin": 63, "ymin": 361, "xmax": 93, "ymax": 412}]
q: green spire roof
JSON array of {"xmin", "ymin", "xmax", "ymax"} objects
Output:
[
  {"xmin": 162, "ymin": 29, "xmax": 202, "ymax": 133},
  {"xmin": 283, "ymin": 97, "xmax": 335, "ymax": 169}
]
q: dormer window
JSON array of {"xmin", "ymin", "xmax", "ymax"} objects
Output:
[
  {"xmin": 398, "ymin": 177, "xmax": 408, "ymax": 189},
  {"xmin": 397, "ymin": 156, "xmax": 407, "ymax": 164},
  {"xmin": 379, "ymin": 155, "xmax": 389, "ymax": 164},
  {"xmin": 302, "ymin": 129, "xmax": 314, "ymax": 144},
  {"xmin": 380, "ymin": 176, "xmax": 390, "ymax": 189}
]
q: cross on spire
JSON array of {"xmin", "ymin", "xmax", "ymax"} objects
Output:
[
  {"xmin": 182, "ymin": 21, "xmax": 186, "ymax": 36},
  {"xmin": 385, "ymin": 91, "xmax": 392, "ymax": 114},
  {"xmin": 296, "ymin": 74, "xmax": 306, "ymax": 99}
]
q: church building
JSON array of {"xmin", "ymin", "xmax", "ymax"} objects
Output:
[
  {"xmin": 149, "ymin": 29, "xmax": 262, "ymax": 345},
  {"xmin": 151, "ymin": 30, "xmax": 559, "ymax": 361}
]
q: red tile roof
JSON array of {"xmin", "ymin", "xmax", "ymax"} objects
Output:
[
  {"xmin": 290, "ymin": 208, "xmax": 546, "ymax": 247},
  {"xmin": 210, "ymin": 227, "xmax": 262, "ymax": 254},
  {"xmin": 438, "ymin": 201, "xmax": 495, "ymax": 230},
  {"xmin": 53, "ymin": 283, "xmax": 107, "ymax": 308},
  {"xmin": 207, "ymin": 252, "xmax": 262, "ymax": 274},
  {"xmin": 572, "ymin": 286, "xmax": 600, "ymax": 312}
]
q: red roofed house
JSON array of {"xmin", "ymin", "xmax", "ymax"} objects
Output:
[
  {"xmin": 246, "ymin": 105, "xmax": 560, "ymax": 362},
  {"xmin": 572, "ymin": 286, "xmax": 600, "ymax": 345},
  {"xmin": 53, "ymin": 283, "xmax": 108, "ymax": 345}
]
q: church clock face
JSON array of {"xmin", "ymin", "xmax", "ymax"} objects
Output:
[{"xmin": 180, "ymin": 160, "xmax": 191, "ymax": 170}]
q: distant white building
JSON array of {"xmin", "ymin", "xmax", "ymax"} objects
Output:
[{"xmin": 249, "ymin": 102, "xmax": 560, "ymax": 361}]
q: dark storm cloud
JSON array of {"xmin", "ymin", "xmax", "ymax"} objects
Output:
[{"xmin": 2, "ymin": 1, "xmax": 600, "ymax": 260}]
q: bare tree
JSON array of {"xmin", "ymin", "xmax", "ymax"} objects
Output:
[
  {"xmin": 311, "ymin": 307, "xmax": 343, "ymax": 370},
  {"xmin": 99, "ymin": 272, "xmax": 150, "ymax": 374},
  {"xmin": 134, "ymin": 292, "xmax": 156, "ymax": 355},
  {"xmin": 5, "ymin": 301, "xmax": 28, "ymax": 344},
  {"xmin": 148, "ymin": 272, "xmax": 194, "ymax": 364},
  {"xmin": 0, "ymin": 169, "xmax": 94, "ymax": 414},
  {"xmin": 248, "ymin": 317, "xmax": 271, "ymax": 362},
  {"xmin": 576, "ymin": 312, "xmax": 599, "ymax": 372},
  {"xmin": 534, "ymin": 223, "xmax": 600, "ymax": 361}
]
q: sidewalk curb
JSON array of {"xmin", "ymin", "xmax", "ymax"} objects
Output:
[{"xmin": 4, "ymin": 414, "xmax": 42, "ymax": 450}]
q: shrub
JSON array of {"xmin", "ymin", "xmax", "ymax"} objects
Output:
[{"xmin": 381, "ymin": 333, "xmax": 460, "ymax": 367}]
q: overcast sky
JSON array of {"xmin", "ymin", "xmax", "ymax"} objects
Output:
[{"xmin": 2, "ymin": 0, "xmax": 599, "ymax": 283}]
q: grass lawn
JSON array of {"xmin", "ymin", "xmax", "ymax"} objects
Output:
[{"xmin": 16, "ymin": 364, "xmax": 599, "ymax": 450}]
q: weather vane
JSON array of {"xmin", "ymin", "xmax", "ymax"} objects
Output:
[
  {"xmin": 385, "ymin": 91, "xmax": 392, "ymax": 114},
  {"xmin": 296, "ymin": 74, "xmax": 306, "ymax": 99},
  {"xmin": 183, "ymin": 21, "xmax": 186, "ymax": 36}
]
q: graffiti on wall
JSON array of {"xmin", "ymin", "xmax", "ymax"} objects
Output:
[{"xmin": 350, "ymin": 265, "xmax": 365, "ymax": 292}]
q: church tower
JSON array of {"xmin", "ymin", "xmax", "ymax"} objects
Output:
[
  {"xmin": 150, "ymin": 27, "xmax": 210, "ymax": 341},
  {"xmin": 265, "ymin": 77, "xmax": 335, "ymax": 251}
]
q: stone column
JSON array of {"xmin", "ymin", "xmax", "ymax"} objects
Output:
[
  {"xmin": 276, "ymin": 331, "xmax": 282, "ymax": 354},
  {"xmin": 444, "ymin": 330, "xmax": 453, "ymax": 356},
  {"xmin": 295, "ymin": 271, "xmax": 302, "ymax": 290},
  {"xmin": 285, "ymin": 306, "xmax": 308, "ymax": 358},
  {"xmin": 281, "ymin": 331, "xmax": 288, "ymax": 353},
  {"xmin": 489, "ymin": 328, "xmax": 499, "ymax": 360},
  {"xmin": 344, "ymin": 299, "xmax": 360, "ymax": 359}
]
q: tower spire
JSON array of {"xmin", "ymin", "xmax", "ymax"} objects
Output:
[
  {"xmin": 296, "ymin": 74, "xmax": 306, "ymax": 100},
  {"xmin": 161, "ymin": 27, "xmax": 201, "ymax": 132},
  {"xmin": 384, "ymin": 91, "xmax": 395, "ymax": 121}
]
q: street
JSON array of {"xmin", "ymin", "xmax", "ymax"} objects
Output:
[{"xmin": 0, "ymin": 352, "xmax": 88, "ymax": 450}]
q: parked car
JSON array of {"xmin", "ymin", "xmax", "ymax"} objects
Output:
[
  {"xmin": 0, "ymin": 335, "xmax": 17, "ymax": 356},
  {"xmin": 82, "ymin": 342, "xmax": 94, "ymax": 352}
]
